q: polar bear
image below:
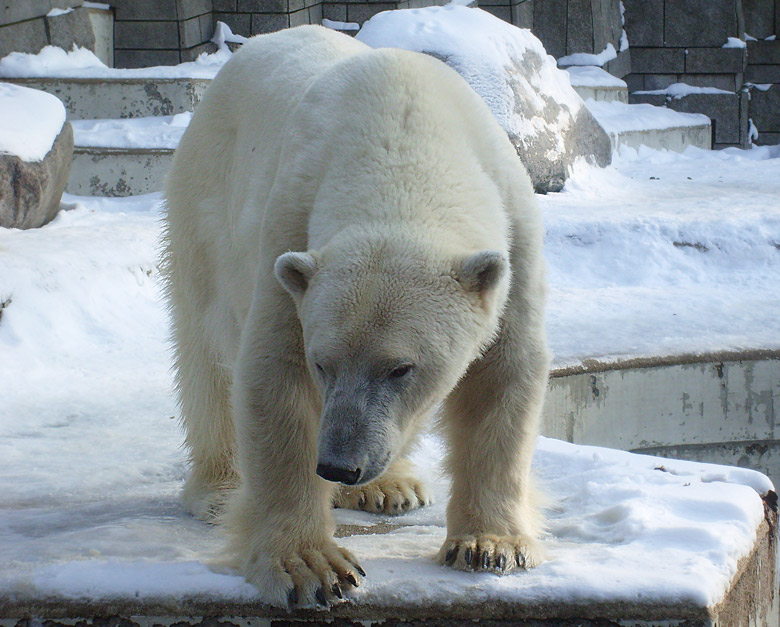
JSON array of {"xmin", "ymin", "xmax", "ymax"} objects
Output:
[{"xmin": 162, "ymin": 25, "xmax": 550, "ymax": 608}]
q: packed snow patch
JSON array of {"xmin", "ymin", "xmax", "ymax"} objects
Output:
[
  {"xmin": 566, "ymin": 65, "xmax": 627, "ymax": 88},
  {"xmin": 635, "ymin": 82, "xmax": 734, "ymax": 98},
  {"xmin": 0, "ymin": 44, "xmax": 231, "ymax": 79},
  {"xmin": 71, "ymin": 113, "xmax": 192, "ymax": 149},
  {"xmin": 0, "ymin": 82, "xmax": 66, "ymax": 161},
  {"xmin": 585, "ymin": 100, "xmax": 710, "ymax": 134},
  {"xmin": 558, "ymin": 43, "xmax": 618, "ymax": 67}
]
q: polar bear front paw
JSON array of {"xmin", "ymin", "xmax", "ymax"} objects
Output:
[
  {"xmin": 438, "ymin": 534, "xmax": 543, "ymax": 573},
  {"xmin": 334, "ymin": 474, "xmax": 431, "ymax": 515},
  {"xmin": 244, "ymin": 540, "xmax": 366, "ymax": 609}
]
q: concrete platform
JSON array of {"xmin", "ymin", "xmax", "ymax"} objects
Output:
[
  {"xmin": 585, "ymin": 99, "xmax": 712, "ymax": 152},
  {"xmin": 0, "ymin": 505, "xmax": 776, "ymax": 626},
  {"xmin": 2, "ymin": 77, "xmax": 210, "ymax": 120}
]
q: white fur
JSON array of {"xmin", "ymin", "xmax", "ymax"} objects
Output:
[{"xmin": 162, "ymin": 25, "xmax": 550, "ymax": 607}]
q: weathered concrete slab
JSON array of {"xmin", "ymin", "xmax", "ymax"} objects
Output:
[
  {"xmin": 2, "ymin": 78, "xmax": 210, "ymax": 120},
  {"xmin": 68, "ymin": 147, "xmax": 174, "ymax": 196}
]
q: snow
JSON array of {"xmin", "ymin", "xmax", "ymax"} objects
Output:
[
  {"xmin": 565, "ymin": 65, "xmax": 627, "ymax": 88},
  {"xmin": 558, "ymin": 43, "xmax": 618, "ymax": 67},
  {"xmin": 1, "ymin": 145, "xmax": 779, "ymax": 609},
  {"xmin": 71, "ymin": 113, "xmax": 192, "ymax": 149},
  {"xmin": 47, "ymin": 7, "xmax": 74, "ymax": 17},
  {"xmin": 357, "ymin": 5, "xmax": 584, "ymax": 155},
  {"xmin": 634, "ymin": 82, "xmax": 734, "ymax": 99},
  {"xmin": 82, "ymin": 2, "xmax": 111, "ymax": 9},
  {"xmin": 322, "ymin": 18, "xmax": 360, "ymax": 31},
  {"xmin": 0, "ymin": 44, "xmax": 231, "ymax": 79},
  {"xmin": 722, "ymin": 37, "xmax": 746, "ymax": 48},
  {"xmin": 584, "ymin": 99, "xmax": 710, "ymax": 134},
  {"xmin": 0, "ymin": 82, "xmax": 66, "ymax": 161}
]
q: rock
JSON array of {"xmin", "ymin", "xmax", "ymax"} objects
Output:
[
  {"xmin": 357, "ymin": 5, "xmax": 612, "ymax": 193},
  {"xmin": 0, "ymin": 122, "xmax": 73, "ymax": 229}
]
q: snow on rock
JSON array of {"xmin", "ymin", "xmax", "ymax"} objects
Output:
[
  {"xmin": 0, "ymin": 44, "xmax": 231, "ymax": 79},
  {"xmin": 0, "ymin": 82, "xmax": 66, "ymax": 161},
  {"xmin": 357, "ymin": 4, "xmax": 612, "ymax": 192}
]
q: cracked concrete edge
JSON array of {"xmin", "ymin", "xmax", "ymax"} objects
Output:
[
  {"xmin": 550, "ymin": 349, "xmax": 780, "ymax": 378},
  {"xmin": 5, "ymin": 511, "xmax": 777, "ymax": 625}
]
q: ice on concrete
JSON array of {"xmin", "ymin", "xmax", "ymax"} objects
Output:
[{"xmin": 0, "ymin": 82, "xmax": 66, "ymax": 161}]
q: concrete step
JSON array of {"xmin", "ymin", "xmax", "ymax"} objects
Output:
[
  {"xmin": 567, "ymin": 65, "xmax": 629, "ymax": 103},
  {"xmin": 67, "ymin": 115, "xmax": 188, "ymax": 196},
  {"xmin": 585, "ymin": 99, "xmax": 712, "ymax": 152},
  {"xmin": 69, "ymin": 146, "xmax": 174, "ymax": 197},
  {"xmin": 2, "ymin": 77, "xmax": 210, "ymax": 120}
]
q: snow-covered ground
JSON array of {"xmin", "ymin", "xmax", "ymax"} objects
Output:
[{"xmin": 1, "ymin": 145, "xmax": 778, "ymax": 609}]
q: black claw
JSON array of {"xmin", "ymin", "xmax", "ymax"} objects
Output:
[
  {"xmin": 345, "ymin": 572, "xmax": 359, "ymax": 587},
  {"xmin": 332, "ymin": 583, "xmax": 343, "ymax": 599},
  {"xmin": 355, "ymin": 564, "xmax": 366, "ymax": 577},
  {"xmin": 358, "ymin": 497, "xmax": 366, "ymax": 508},
  {"xmin": 315, "ymin": 587, "xmax": 328, "ymax": 606},
  {"xmin": 498, "ymin": 554, "xmax": 507, "ymax": 570},
  {"xmin": 464, "ymin": 547, "xmax": 473, "ymax": 567},
  {"xmin": 481, "ymin": 551, "xmax": 490, "ymax": 570},
  {"xmin": 516, "ymin": 551, "xmax": 526, "ymax": 569},
  {"xmin": 445, "ymin": 547, "xmax": 457, "ymax": 565},
  {"xmin": 375, "ymin": 501, "xmax": 383, "ymax": 510},
  {"xmin": 287, "ymin": 586, "xmax": 299, "ymax": 608}
]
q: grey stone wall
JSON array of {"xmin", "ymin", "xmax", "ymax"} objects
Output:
[
  {"xmin": 112, "ymin": 0, "xmax": 216, "ymax": 67},
  {"xmin": 0, "ymin": 1, "xmax": 94, "ymax": 59},
  {"xmin": 622, "ymin": 0, "xmax": 779, "ymax": 149},
  {"xmin": 510, "ymin": 0, "xmax": 630, "ymax": 76}
]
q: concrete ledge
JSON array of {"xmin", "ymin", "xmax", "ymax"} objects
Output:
[
  {"xmin": 1, "ymin": 510, "xmax": 776, "ymax": 625},
  {"xmin": 543, "ymin": 350, "xmax": 780, "ymax": 486},
  {"xmin": 68, "ymin": 147, "xmax": 175, "ymax": 196},
  {"xmin": 2, "ymin": 78, "xmax": 211, "ymax": 120}
]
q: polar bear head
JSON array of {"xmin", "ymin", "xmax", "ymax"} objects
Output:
[{"xmin": 274, "ymin": 233, "xmax": 509, "ymax": 485}]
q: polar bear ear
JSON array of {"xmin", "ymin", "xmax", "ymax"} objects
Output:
[
  {"xmin": 274, "ymin": 251, "xmax": 319, "ymax": 298},
  {"xmin": 455, "ymin": 250, "xmax": 507, "ymax": 294}
]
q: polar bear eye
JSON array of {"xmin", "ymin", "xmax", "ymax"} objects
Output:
[
  {"xmin": 388, "ymin": 364, "xmax": 413, "ymax": 379},
  {"xmin": 315, "ymin": 363, "xmax": 327, "ymax": 378}
]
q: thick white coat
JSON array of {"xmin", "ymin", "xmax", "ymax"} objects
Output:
[{"xmin": 163, "ymin": 25, "xmax": 549, "ymax": 607}]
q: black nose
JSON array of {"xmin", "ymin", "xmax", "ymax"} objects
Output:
[{"xmin": 316, "ymin": 463, "xmax": 361, "ymax": 485}]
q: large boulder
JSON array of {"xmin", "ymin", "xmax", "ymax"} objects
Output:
[
  {"xmin": 0, "ymin": 83, "xmax": 73, "ymax": 229},
  {"xmin": 357, "ymin": 5, "xmax": 612, "ymax": 193}
]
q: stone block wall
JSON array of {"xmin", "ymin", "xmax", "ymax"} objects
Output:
[
  {"xmin": 621, "ymin": 0, "xmax": 779, "ymax": 148},
  {"xmin": 511, "ymin": 0, "xmax": 630, "ymax": 76},
  {"xmin": 112, "ymin": 0, "xmax": 216, "ymax": 67},
  {"xmin": 0, "ymin": 1, "xmax": 94, "ymax": 58}
]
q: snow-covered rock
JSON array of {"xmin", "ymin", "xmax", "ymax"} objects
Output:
[
  {"xmin": 0, "ymin": 83, "xmax": 72, "ymax": 229},
  {"xmin": 356, "ymin": 5, "xmax": 612, "ymax": 193}
]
